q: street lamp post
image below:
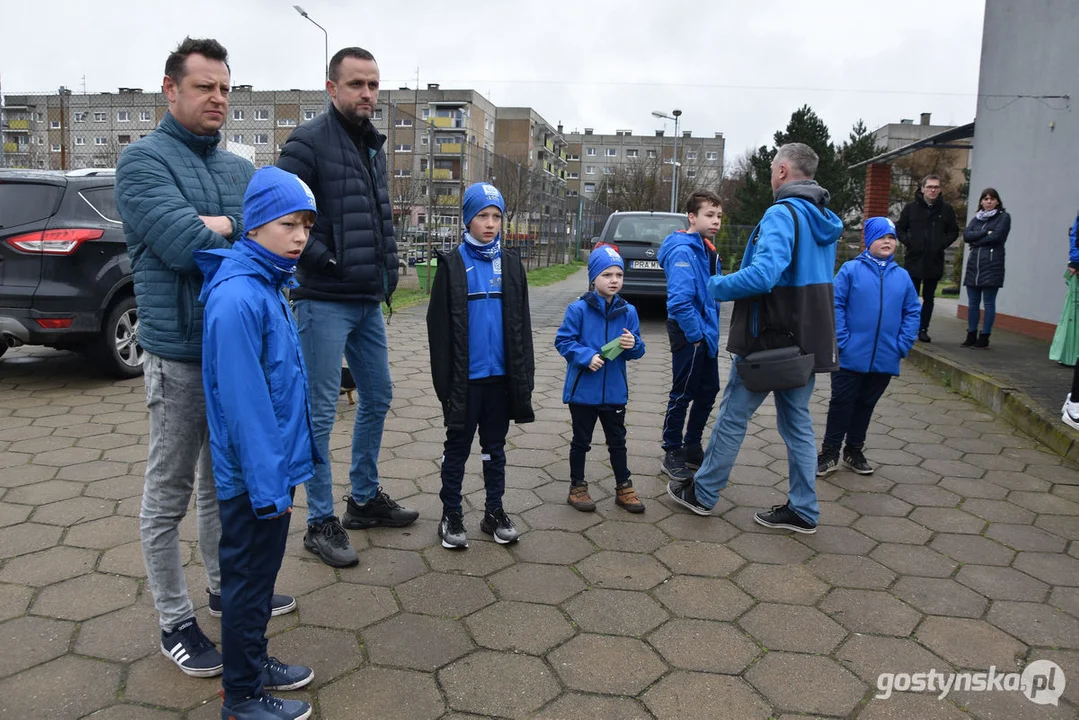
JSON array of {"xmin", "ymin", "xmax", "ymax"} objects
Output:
[
  {"xmin": 652, "ymin": 109, "xmax": 682, "ymax": 212},
  {"xmin": 293, "ymin": 5, "xmax": 329, "ymax": 84}
]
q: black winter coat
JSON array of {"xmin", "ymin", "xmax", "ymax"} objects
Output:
[
  {"xmin": 277, "ymin": 111, "xmax": 398, "ymax": 302},
  {"xmin": 963, "ymin": 211, "xmax": 1011, "ymax": 288},
  {"xmin": 896, "ymin": 191, "xmax": 959, "ymax": 280},
  {"xmin": 427, "ymin": 246, "xmax": 535, "ymax": 431}
]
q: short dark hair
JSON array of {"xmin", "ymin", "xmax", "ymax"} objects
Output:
[
  {"xmin": 921, "ymin": 174, "xmax": 942, "ymax": 187},
  {"xmin": 164, "ymin": 37, "xmax": 229, "ymax": 84},
  {"xmin": 979, "ymin": 187, "xmax": 1005, "ymax": 212},
  {"xmin": 329, "ymin": 47, "xmax": 377, "ymax": 82},
  {"xmin": 686, "ymin": 190, "xmax": 722, "ymax": 216}
]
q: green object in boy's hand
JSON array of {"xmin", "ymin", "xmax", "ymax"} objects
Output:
[{"xmin": 601, "ymin": 337, "xmax": 623, "ymax": 361}]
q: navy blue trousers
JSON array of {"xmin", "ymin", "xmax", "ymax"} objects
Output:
[
  {"xmin": 219, "ymin": 491, "xmax": 291, "ymax": 704},
  {"xmin": 569, "ymin": 403, "xmax": 629, "ymax": 486},
  {"xmin": 662, "ymin": 342, "xmax": 720, "ymax": 450},
  {"xmin": 822, "ymin": 369, "xmax": 892, "ymax": 452},
  {"xmin": 440, "ymin": 379, "xmax": 509, "ymax": 514}
]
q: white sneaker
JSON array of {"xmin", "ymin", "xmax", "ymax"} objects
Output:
[{"xmin": 1063, "ymin": 394, "xmax": 1079, "ymax": 432}]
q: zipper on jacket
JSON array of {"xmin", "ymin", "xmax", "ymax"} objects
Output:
[
  {"xmin": 570, "ymin": 368, "xmax": 585, "ymax": 399},
  {"xmin": 601, "ymin": 304, "xmax": 610, "ymax": 404},
  {"xmin": 867, "ymin": 264, "xmax": 885, "ymax": 371},
  {"xmin": 975, "ymin": 241, "xmax": 982, "ymax": 286}
]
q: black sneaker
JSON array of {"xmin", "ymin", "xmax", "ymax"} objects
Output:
[
  {"xmin": 816, "ymin": 450, "xmax": 839, "ymax": 477},
  {"xmin": 262, "ymin": 656, "xmax": 314, "ymax": 691},
  {"xmin": 208, "ymin": 590, "xmax": 296, "ymax": 618},
  {"xmin": 439, "ymin": 512, "xmax": 468, "ymax": 549},
  {"xmin": 683, "ymin": 443, "xmax": 704, "ymax": 470},
  {"xmin": 666, "ymin": 479, "xmax": 711, "ymax": 516},
  {"xmin": 662, "ymin": 448, "xmax": 693, "ymax": 480},
  {"xmin": 480, "ymin": 508, "xmax": 520, "ymax": 544},
  {"xmin": 754, "ymin": 503, "xmax": 817, "ymax": 534},
  {"xmin": 303, "ymin": 517, "xmax": 359, "ymax": 568},
  {"xmin": 342, "ymin": 488, "xmax": 419, "ymax": 529},
  {"xmin": 220, "ymin": 692, "xmax": 312, "ymax": 720},
  {"xmin": 160, "ymin": 617, "xmax": 222, "ymax": 678},
  {"xmin": 843, "ymin": 448, "xmax": 874, "ymax": 475},
  {"xmin": 918, "ymin": 329, "xmax": 932, "ymax": 343}
]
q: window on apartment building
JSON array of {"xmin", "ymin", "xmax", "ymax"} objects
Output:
[
  {"xmin": 50, "ymin": 120, "xmax": 61, "ymax": 129},
  {"xmin": 93, "ymin": 112, "xmax": 106, "ymax": 122},
  {"xmin": 233, "ymin": 109, "xmax": 245, "ymax": 121},
  {"xmin": 253, "ymin": 134, "xmax": 269, "ymax": 145},
  {"xmin": 36, "ymin": 112, "xmax": 43, "ymax": 121},
  {"xmin": 395, "ymin": 169, "xmax": 411, "ymax": 177},
  {"xmin": 395, "ymin": 118, "xmax": 413, "ymax": 127},
  {"xmin": 420, "ymin": 136, "xmax": 429, "ymax": 146},
  {"xmin": 686, "ymin": 151, "xmax": 698, "ymax": 161},
  {"xmin": 586, "ymin": 147, "xmax": 596, "ymax": 156},
  {"xmin": 626, "ymin": 149, "xmax": 639, "ymax": 158},
  {"xmin": 231, "ymin": 134, "xmax": 243, "ymax": 144},
  {"xmin": 706, "ymin": 151, "xmax": 718, "ymax": 161},
  {"xmin": 647, "ymin": 149, "xmax": 657, "ymax": 158},
  {"xmin": 395, "ymin": 144, "xmax": 412, "ymax": 152},
  {"xmin": 304, "ymin": 110, "xmax": 318, "ymax": 120},
  {"xmin": 140, "ymin": 111, "xmax": 152, "ymax": 122},
  {"xmin": 567, "ymin": 153, "xmax": 580, "ymax": 161},
  {"xmin": 255, "ymin": 109, "xmax": 269, "ymax": 120},
  {"xmin": 117, "ymin": 111, "xmax": 131, "ymax": 122},
  {"xmin": 583, "ymin": 182, "xmax": 596, "ymax": 193},
  {"xmin": 51, "ymin": 144, "xmax": 61, "ymax": 152},
  {"xmin": 95, "ymin": 137, "xmax": 108, "ymax": 146},
  {"xmin": 74, "ymin": 136, "xmax": 85, "ymax": 146},
  {"xmin": 422, "ymin": 109, "xmax": 430, "ymax": 119},
  {"xmin": 605, "ymin": 148, "xmax": 617, "ymax": 157},
  {"xmin": 568, "ymin": 172, "xmax": 579, "ymax": 179},
  {"xmin": 603, "ymin": 166, "xmax": 612, "ymax": 175},
  {"xmin": 686, "ymin": 169, "xmax": 697, "ymax": 178},
  {"xmin": 585, "ymin": 166, "xmax": 595, "ymax": 175},
  {"xmin": 372, "ymin": 109, "xmax": 383, "ymax": 120},
  {"xmin": 37, "ymin": 160, "xmax": 46, "ymax": 168},
  {"xmin": 74, "ymin": 112, "xmax": 86, "ymax": 122},
  {"xmin": 118, "ymin": 135, "xmax": 131, "ymax": 145},
  {"xmin": 567, "ymin": 189, "xmax": 578, "ymax": 197},
  {"xmin": 277, "ymin": 118, "xmax": 297, "ymax": 127}
]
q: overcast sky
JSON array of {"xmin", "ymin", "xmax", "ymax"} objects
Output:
[{"xmin": 3, "ymin": 0, "xmax": 985, "ymax": 160}]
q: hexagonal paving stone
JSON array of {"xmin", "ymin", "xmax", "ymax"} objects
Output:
[
  {"xmin": 643, "ymin": 671, "xmax": 772, "ymax": 720},
  {"xmin": 837, "ymin": 634, "xmax": 953, "ymax": 685},
  {"xmin": 335, "ymin": 547, "xmax": 425, "ymax": 587},
  {"xmin": 1013, "ymin": 552, "xmax": 1079, "ymax": 586},
  {"xmin": 739, "ymin": 603, "xmax": 847, "ymax": 654},
  {"xmin": 575, "ymin": 550, "xmax": 671, "ymax": 591},
  {"xmin": 489, "ymin": 562, "xmax": 585, "ymax": 604},
  {"xmin": 732, "ymin": 563, "xmax": 830, "ymax": 605},
  {"xmin": 1050, "ymin": 587, "xmax": 1079, "ymax": 618},
  {"xmin": 31, "ymin": 572, "xmax": 137, "ymax": 621},
  {"xmin": 63, "ymin": 515, "xmax": 138, "ymax": 549},
  {"xmin": 852, "ymin": 515, "xmax": 932, "ymax": 545},
  {"xmin": 916, "ymin": 616, "xmax": 1026, "ymax": 669},
  {"xmin": 535, "ymin": 693, "xmax": 651, "ymax": 720},
  {"xmin": 299, "ymin": 583, "xmax": 398, "ymax": 629},
  {"xmin": 509, "ymin": 529, "xmax": 596, "ymax": 565},
  {"xmin": 840, "ymin": 493, "xmax": 913, "ymax": 518},
  {"xmin": 0, "ymin": 615, "xmax": 75, "ymax": 677},
  {"xmin": 521, "ymin": 502, "xmax": 603, "ymax": 532},
  {"xmin": 956, "ymin": 565, "xmax": 1050, "ymax": 602},
  {"xmin": 856, "ymin": 693, "xmax": 971, "ymax": 719},
  {"xmin": 362, "ymin": 613, "xmax": 473, "ymax": 671},
  {"xmin": 548, "ymin": 634, "xmax": 665, "ymax": 695},
  {"xmin": 563, "ymin": 588, "xmax": 669, "ymax": 636},
  {"xmin": 97, "ymin": 540, "xmax": 151, "ymax": 578},
  {"xmin": 908, "ymin": 507, "xmax": 985, "ymax": 534},
  {"xmin": 820, "ymin": 588, "xmax": 922, "ymax": 636},
  {"xmin": 423, "ymin": 540, "xmax": 514, "ymax": 576},
  {"xmin": 653, "ymin": 575, "xmax": 755, "ymax": 621},
  {"xmin": 987, "ymin": 601, "xmax": 1079, "ymax": 648},
  {"xmin": 893, "ymin": 576, "xmax": 988, "ymax": 618},
  {"xmin": 585, "ymin": 520, "xmax": 669, "ymax": 553},
  {"xmin": 657, "ymin": 512, "xmax": 739, "ymax": 544},
  {"xmin": 263, "ymin": 626, "xmax": 361, "ymax": 687},
  {"xmin": 649, "ymin": 619, "xmax": 760, "ymax": 673},
  {"xmin": 0, "ymin": 545, "xmax": 98, "ymax": 586},
  {"xmin": 960, "ymin": 498, "xmax": 1036, "ymax": 524},
  {"xmin": 318, "ymin": 666, "xmax": 444, "ymax": 720},
  {"xmin": 440, "ymin": 651, "xmax": 559, "ymax": 718},
  {"xmin": 869, "ymin": 543, "xmax": 959, "ymax": 578},
  {"xmin": 113, "ymin": 651, "xmax": 221, "ymax": 710},
  {"xmin": 726, "ymin": 532, "xmax": 815, "ymax": 565},
  {"xmin": 0, "ymin": 522, "xmax": 63, "ymax": 559},
  {"xmin": 74, "ymin": 602, "xmax": 160, "ymax": 663},
  {"xmin": 465, "ymin": 601, "xmax": 574, "ymax": 654},
  {"xmin": 0, "ymin": 655, "xmax": 122, "ymax": 718},
  {"xmin": 797, "ymin": 525, "xmax": 876, "ymax": 555},
  {"xmin": 806, "ymin": 554, "xmax": 896, "ymax": 589},
  {"xmin": 0, "ymin": 582, "xmax": 33, "ymax": 622},
  {"xmin": 929, "ymin": 533, "xmax": 1015, "ymax": 566},
  {"xmin": 653, "ymin": 540, "xmax": 745, "ymax": 577},
  {"xmin": 746, "ymin": 652, "xmax": 865, "ymax": 717},
  {"xmin": 32, "ymin": 495, "xmax": 116, "ymax": 526},
  {"xmin": 396, "ymin": 572, "xmax": 494, "ymax": 618},
  {"xmin": 986, "ymin": 523, "xmax": 1068, "ymax": 552}
]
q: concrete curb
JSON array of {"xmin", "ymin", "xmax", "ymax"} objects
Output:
[{"xmin": 907, "ymin": 345, "xmax": 1079, "ymax": 464}]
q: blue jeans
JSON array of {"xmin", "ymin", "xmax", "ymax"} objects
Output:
[
  {"xmin": 294, "ymin": 298, "xmax": 392, "ymax": 524},
  {"xmin": 693, "ymin": 361, "xmax": 820, "ymax": 524},
  {"xmin": 967, "ymin": 286, "xmax": 999, "ymax": 334}
]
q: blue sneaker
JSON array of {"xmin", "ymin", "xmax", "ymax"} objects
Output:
[
  {"xmin": 208, "ymin": 590, "xmax": 297, "ymax": 618},
  {"xmin": 263, "ymin": 656, "xmax": 314, "ymax": 691},
  {"xmin": 221, "ymin": 693, "xmax": 311, "ymax": 720},
  {"xmin": 161, "ymin": 617, "xmax": 222, "ymax": 678}
]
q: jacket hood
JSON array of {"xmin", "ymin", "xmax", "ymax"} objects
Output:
[
  {"xmin": 657, "ymin": 230, "xmax": 706, "ymax": 266},
  {"xmin": 160, "ymin": 111, "xmax": 221, "ymax": 156},
  {"xmin": 777, "ymin": 197, "xmax": 845, "ymax": 247},
  {"xmin": 195, "ymin": 242, "xmax": 293, "ymax": 303},
  {"xmin": 774, "ymin": 179, "xmax": 831, "ymax": 207}
]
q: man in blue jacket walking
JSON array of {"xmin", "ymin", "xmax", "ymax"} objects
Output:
[
  {"xmin": 116, "ymin": 37, "xmax": 294, "ymax": 679},
  {"xmin": 668, "ymin": 143, "xmax": 844, "ymax": 535}
]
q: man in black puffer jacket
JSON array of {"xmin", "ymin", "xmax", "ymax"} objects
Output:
[
  {"xmin": 277, "ymin": 46, "xmax": 417, "ymax": 569},
  {"xmin": 895, "ymin": 174, "xmax": 959, "ymax": 342}
]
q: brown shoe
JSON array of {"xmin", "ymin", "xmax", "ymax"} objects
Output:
[
  {"xmin": 567, "ymin": 485, "xmax": 596, "ymax": 512},
  {"xmin": 615, "ymin": 485, "xmax": 645, "ymax": 514}
]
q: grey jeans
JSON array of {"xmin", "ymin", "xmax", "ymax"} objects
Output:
[{"xmin": 140, "ymin": 352, "xmax": 221, "ymax": 631}]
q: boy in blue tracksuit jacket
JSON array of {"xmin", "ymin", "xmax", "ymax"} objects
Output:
[
  {"xmin": 656, "ymin": 190, "xmax": 723, "ymax": 480},
  {"xmin": 196, "ymin": 167, "xmax": 320, "ymax": 720},
  {"xmin": 818, "ymin": 217, "xmax": 920, "ymax": 478},
  {"xmin": 555, "ymin": 247, "xmax": 647, "ymax": 513}
]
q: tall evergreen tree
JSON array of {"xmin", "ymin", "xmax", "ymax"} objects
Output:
[{"xmin": 835, "ymin": 119, "xmax": 885, "ymax": 225}]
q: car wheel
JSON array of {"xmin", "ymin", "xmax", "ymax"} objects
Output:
[{"xmin": 94, "ymin": 296, "xmax": 145, "ymax": 378}]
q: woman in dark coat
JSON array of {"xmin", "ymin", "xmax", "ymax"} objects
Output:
[{"xmin": 962, "ymin": 188, "xmax": 1010, "ymax": 348}]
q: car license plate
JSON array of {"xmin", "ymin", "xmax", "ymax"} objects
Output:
[{"xmin": 632, "ymin": 260, "xmax": 661, "ymax": 270}]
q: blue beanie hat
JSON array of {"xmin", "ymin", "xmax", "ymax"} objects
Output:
[
  {"xmin": 243, "ymin": 166, "xmax": 317, "ymax": 233},
  {"xmin": 864, "ymin": 217, "xmax": 896, "ymax": 249},
  {"xmin": 589, "ymin": 244, "xmax": 624, "ymax": 283},
  {"xmin": 462, "ymin": 182, "xmax": 505, "ymax": 228}
]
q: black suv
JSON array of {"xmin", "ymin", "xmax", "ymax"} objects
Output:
[
  {"xmin": 591, "ymin": 211, "xmax": 689, "ymax": 298},
  {"xmin": 0, "ymin": 169, "xmax": 143, "ymax": 377}
]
